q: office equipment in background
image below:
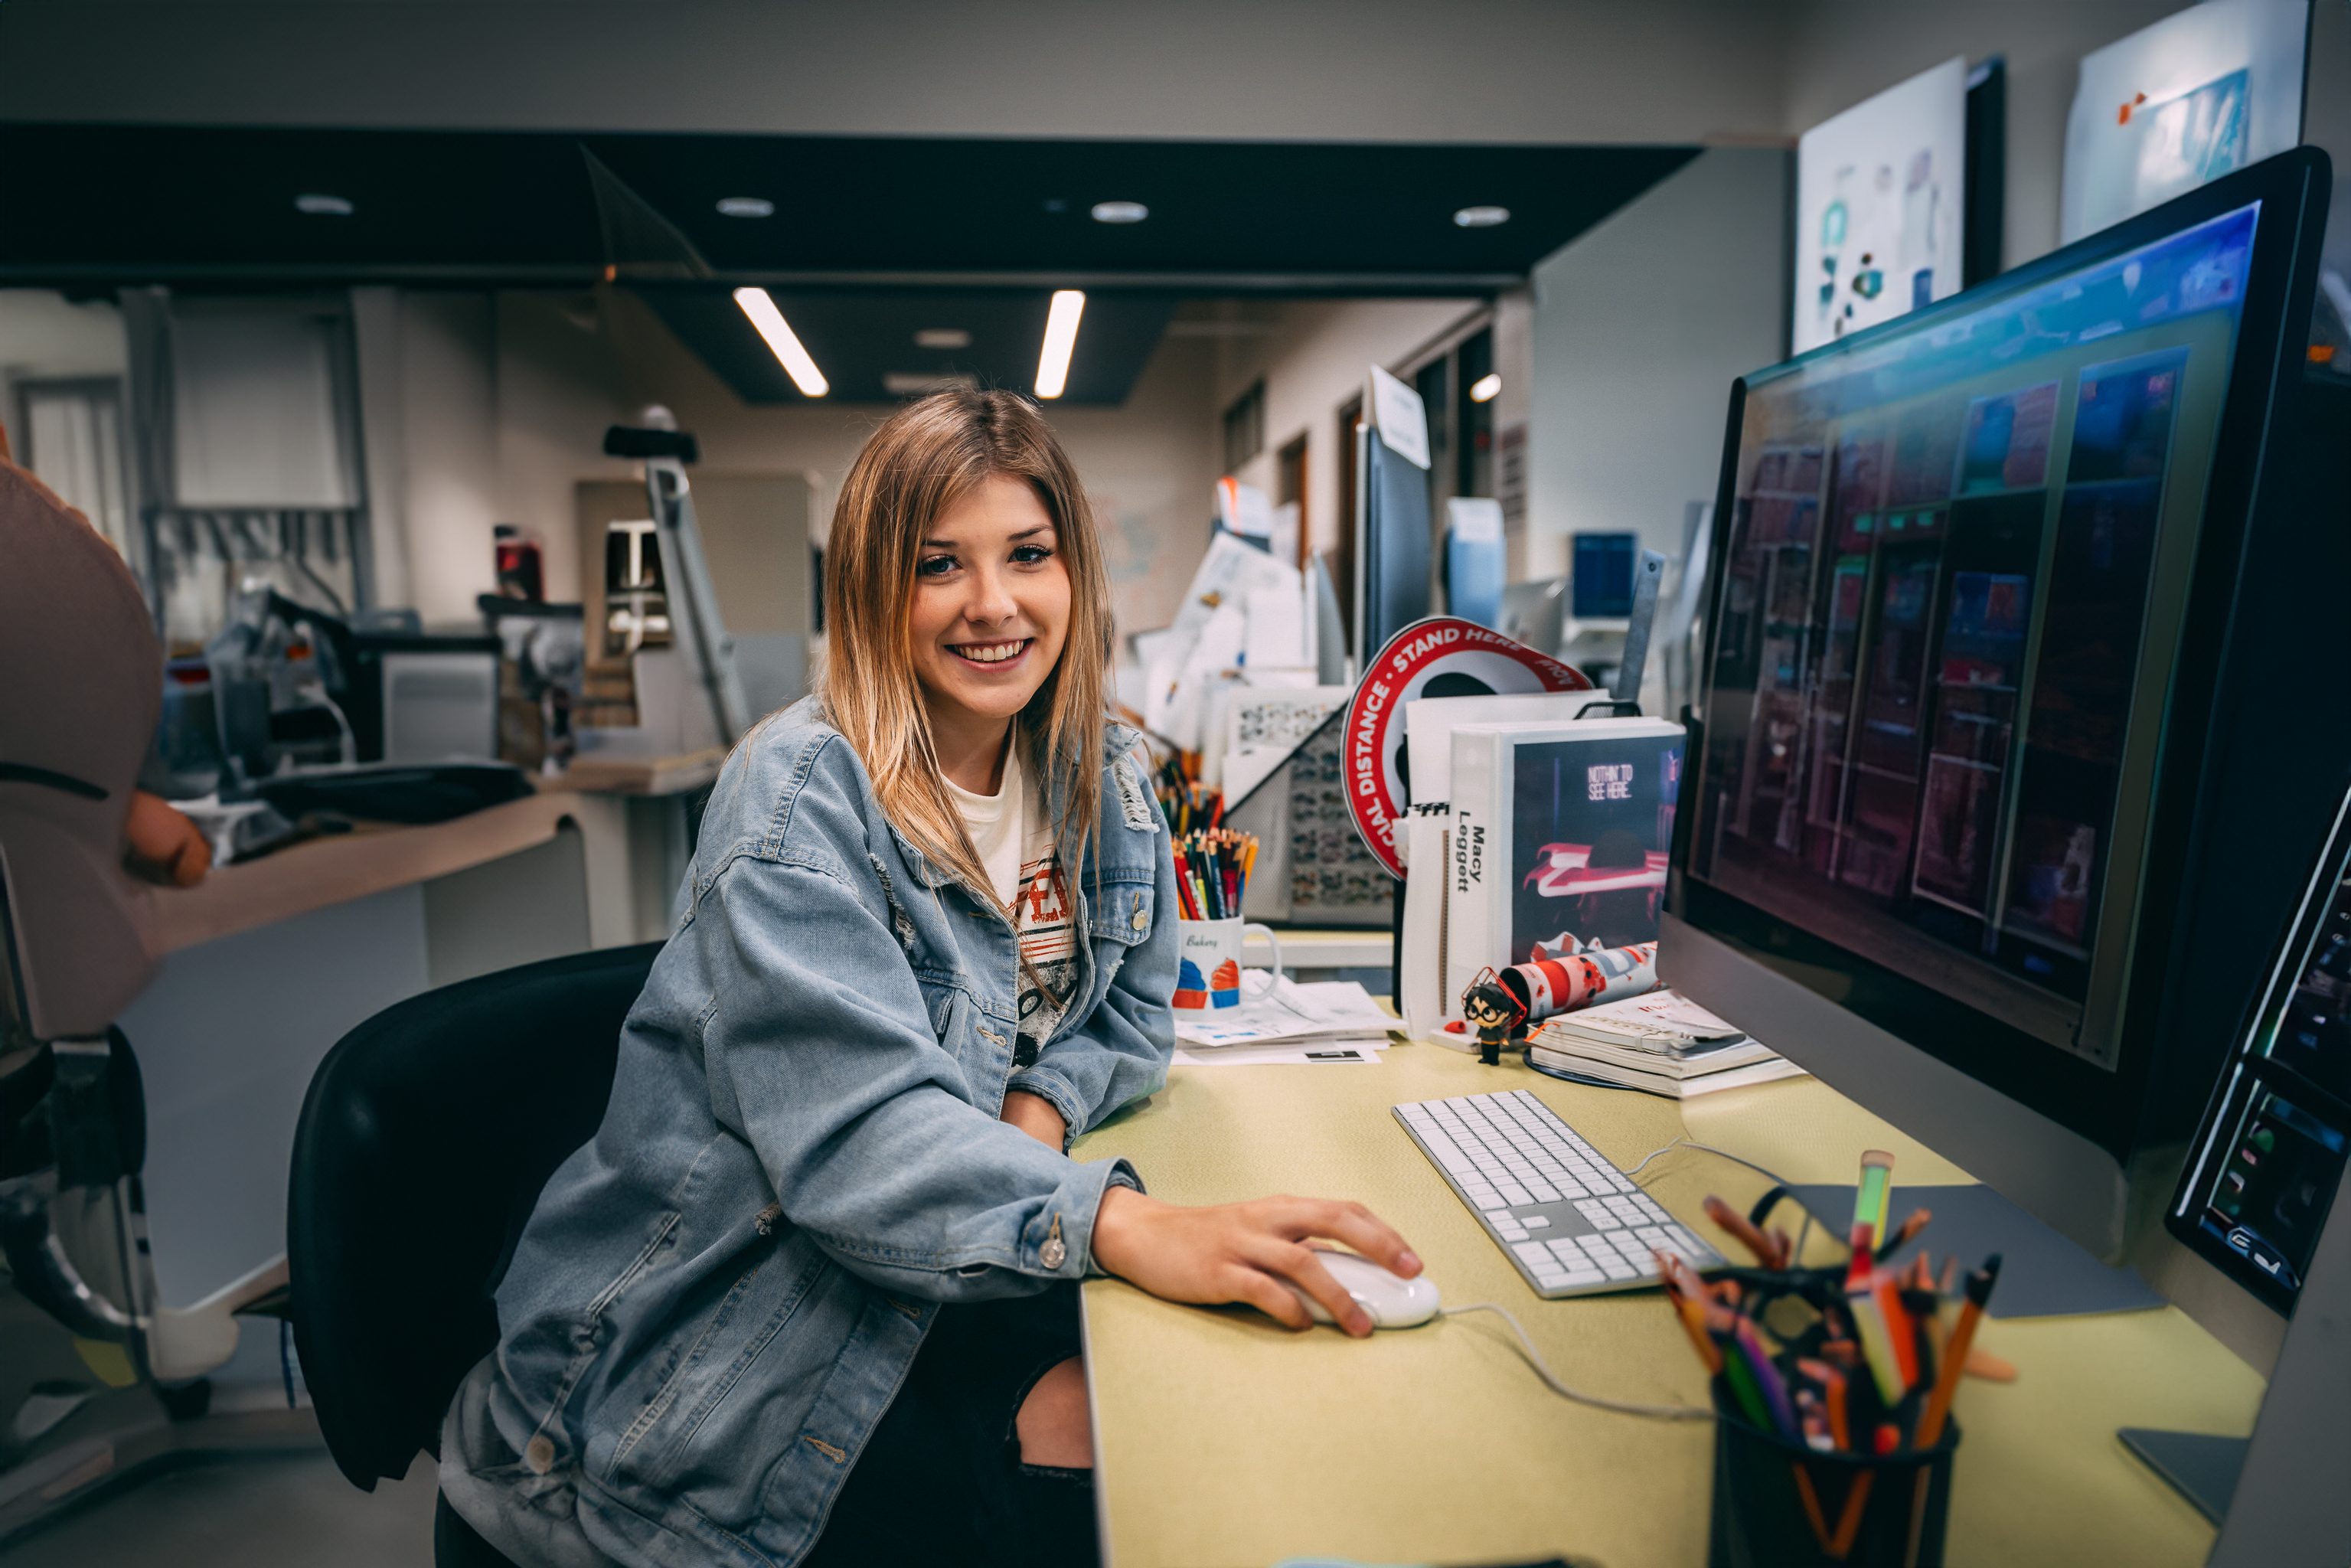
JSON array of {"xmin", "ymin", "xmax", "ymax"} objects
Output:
[
  {"xmin": 1569, "ymin": 532, "xmax": 1640, "ymax": 619},
  {"xmin": 1308, "ymin": 552, "xmax": 1350, "ymax": 686},
  {"xmin": 1609, "ymin": 547, "xmax": 1667, "ymax": 704},
  {"xmin": 250, "ymin": 761, "xmax": 533, "ymax": 828},
  {"xmin": 600, "ymin": 415, "xmax": 751, "ymax": 745},
  {"xmin": 203, "ymin": 589, "xmax": 501, "ymax": 779},
  {"xmin": 1353, "ymin": 367, "xmax": 1433, "ymax": 668},
  {"xmin": 1794, "ymin": 56, "xmax": 1968, "ymax": 354},
  {"xmin": 1667, "ymin": 149, "xmax": 2343, "ymax": 1260},
  {"xmin": 2061, "ymin": 0, "xmax": 2308, "ymax": 245},
  {"xmin": 1391, "ymin": 1089, "xmax": 1726, "ymax": 1298},
  {"xmin": 1497, "ymin": 577, "xmax": 1566, "ymax": 659},
  {"xmin": 1443, "ymin": 497, "xmax": 1505, "ymax": 629}
]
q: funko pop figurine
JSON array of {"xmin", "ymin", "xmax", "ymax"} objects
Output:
[{"xmin": 1460, "ymin": 968, "xmax": 1527, "ymax": 1067}]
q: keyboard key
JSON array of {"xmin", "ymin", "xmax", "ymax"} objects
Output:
[
  {"xmin": 1559, "ymin": 1269, "xmax": 1605, "ymax": 1287},
  {"xmin": 1595, "ymin": 1253, "xmax": 1638, "ymax": 1281},
  {"xmin": 1524, "ymin": 1215, "xmax": 1550, "ymax": 1229},
  {"xmin": 1533, "ymin": 1270, "xmax": 1569, "ymax": 1289},
  {"xmin": 1634, "ymin": 1194, "xmax": 1670, "ymax": 1222},
  {"xmin": 1577, "ymin": 1200, "xmax": 1621, "ymax": 1229},
  {"xmin": 1482, "ymin": 1210, "xmax": 1511, "ymax": 1224},
  {"xmin": 1511, "ymin": 1241, "xmax": 1553, "ymax": 1267},
  {"xmin": 1497, "ymin": 1182, "xmax": 1534, "ymax": 1207},
  {"xmin": 1527, "ymin": 1181, "xmax": 1562, "ymax": 1204},
  {"xmin": 1546, "ymin": 1239, "xmax": 1587, "ymax": 1265},
  {"xmin": 1633, "ymin": 1225, "xmax": 1668, "ymax": 1247}
]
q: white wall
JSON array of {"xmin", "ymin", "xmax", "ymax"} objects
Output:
[
  {"xmin": 1525, "ymin": 147, "xmax": 1790, "ymax": 570},
  {"xmin": 0, "ymin": 290, "xmax": 127, "ymax": 384},
  {"xmin": 1780, "ymin": 1, "xmax": 2184, "ymax": 271},
  {"xmin": 0, "ymin": 0, "xmax": 1793, "ymax": 145}
]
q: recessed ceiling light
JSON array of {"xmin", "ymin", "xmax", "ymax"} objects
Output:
[
  {"xmin": 1091, "ymin": 201, "xmax": 1148, "ymax": 224},
  {"xmin": 717, "ymin": 197, "xmax": 774, "ymax": 218},
  {"xmin": 914, "ymin": 328, "xmax": 972, "ymax": 350},
  {"xmin": 1035, "ymin": 290, "xmax": 1086, "ymax": 400},
  {"xmin": 294, "ymin": 194, "xmax": 354, "ymax": 217},
  {"xmin": 884, "ymin": 372, "xmax": 979, "ymax": 396},
  {"xmin": 1453, "ymin": 205, "xmax": 1510, "ymax": 228},
  {"xmin": 733, "ymin": 287, "xmax": 828, "ymax": 397},
  {"xmin": 1469, "ymin": 373, "xmax": 1503, "ymax": 403}
]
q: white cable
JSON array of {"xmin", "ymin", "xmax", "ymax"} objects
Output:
[
  {"xmin": 1439, "ymin": 1302, "xmax": 1712, "ymax": 1421},
  {"xmin": 1621, "ymin": 1136, "xmax": 1827, "ymax": 1265}
]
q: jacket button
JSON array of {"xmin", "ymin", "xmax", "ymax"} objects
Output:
[
  {"xmin": 525, "ymin": 1435, "xmax": 556, "ymax": 1474},
  {"xmin": 1040, "ymin": 1235, "xmax": 1066, "ymax": 1269},
  {"xmin": 1131, "ymin": 911, "xmax": 1148, "ymax": 930}
]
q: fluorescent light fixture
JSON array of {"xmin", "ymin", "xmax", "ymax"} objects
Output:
[
  {"xmin": 294, "ymin": 194, "xmax": 354, "ymax": 216},
  {"xmin": 1469, "ymin": 372, "xmax": 1502, "ymax": 403},
  {"xmin": 884, "ymin": 371, "xmax": 980, "ymax": 396},
  {"xmin": 914, "ymin": 328, "xmax": 972, "ymax": 349},
  {"xmin": 1453, "ymin": 204, "xmax": 1510, "ymax": 228},
  {"xmin": 733, "ymin": 287, "xmax": 828, "ymax": 397},
  {"xmin": 1034, "ymin": 290, "xmax": 1086, "ymax": 399},
  {"xmin": 716, "ymin": 196, "xmax": 774, "ymax": 218},
  {"xmin": 1090, "ymin": 201, "xmax": 1148, "ymax": 224}
]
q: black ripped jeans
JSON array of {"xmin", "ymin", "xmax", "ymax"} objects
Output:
[{"xmin": 802, "ymin": 1282, "xmax": 1096, "ymax": 1568}]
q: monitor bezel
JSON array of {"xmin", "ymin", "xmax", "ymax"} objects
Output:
[
  {"xmin": 2165, "ymin": 769, "xmax": 2351, "ymax": 1316},
  {"xmin": 1672, "ymin": 147, "xmax": 2334, "ymax": 1160}
]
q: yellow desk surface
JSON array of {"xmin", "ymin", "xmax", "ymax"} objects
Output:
[{"xmin": 1073, "ymin": 1042, "xmax": 2265, "ymax": 1568}]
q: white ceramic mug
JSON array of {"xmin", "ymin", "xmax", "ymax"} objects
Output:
[{"xmin": 1173, "ymin": 918, "xmax": 1282, "ymax": 1011}]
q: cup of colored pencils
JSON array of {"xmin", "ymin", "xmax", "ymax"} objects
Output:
[
  {"xmin": 1660, "ymin": 1149, "xmax": 2003, "ymax": 1567},
  {"xmin": 1169, "ymin": 828, "xmax": 1275, "ymax": 1011}
]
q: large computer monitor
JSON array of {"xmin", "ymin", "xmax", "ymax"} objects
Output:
[{"xmin": 1663, "ymin": 147, "xmax": 2340, "ymax": 1256}]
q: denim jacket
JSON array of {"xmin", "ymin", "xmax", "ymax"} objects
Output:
[{"xmin": 477, "ymin": 699, "xmax": 1175, "ymax": 1567}]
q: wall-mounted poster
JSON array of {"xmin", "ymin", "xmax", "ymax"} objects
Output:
[
  {"xmin": 2062, "ymin": 0, "xmax": 2308, "ymax": 246},
  {"xmin": 1794, "ymin": 57, "xmax": 1968, "ymax": 356}
]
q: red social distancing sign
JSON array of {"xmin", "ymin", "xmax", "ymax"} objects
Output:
[{"xmin": 1342, "ymin": 616, "xmax": 1592, "ymax": 877}]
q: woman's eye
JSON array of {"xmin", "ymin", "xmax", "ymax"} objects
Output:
[
  {"xmin": 1011, "ymin": 545, "xmax": 1054, "ymax": 565},
  {"xmin": 916, "ymin": 554, "xmax": 957, "ymax": 578}
]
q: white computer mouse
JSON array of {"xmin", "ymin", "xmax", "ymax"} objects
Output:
[{"xmin": 1284, "ymin": 1249, "xmax": 1442, "ymax": 1328}]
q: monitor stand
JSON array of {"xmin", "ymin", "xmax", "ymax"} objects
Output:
[
  {"xmin": 2123, "ymin": 1158, "xmax": 2351, "ymax": 1564},
  {"xmin": 2118, "ymin": 1429, "xmax": 2245, "ymax": 1526}
]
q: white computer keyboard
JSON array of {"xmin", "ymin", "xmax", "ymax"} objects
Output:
[{"xmin": 1393, "ymin": 1089, "xmax": 1724, "ymax": 1298}]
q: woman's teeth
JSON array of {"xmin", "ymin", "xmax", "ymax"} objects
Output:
[{"xmin": 953, "ymin": 639, "xmax": 1030, "ymax": 665}]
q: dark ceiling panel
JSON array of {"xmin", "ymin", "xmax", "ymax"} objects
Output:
[
  {"xmin": 638, "ymin": 286, "xmax": 1177, "ymax": 407},
  {"xmin": 583, "ymin": 134, "xmax": 1700, "ymax": 279},
  {"xmin": 0, "ymin": 123, "xmax": 1699, "ymax": 289}
]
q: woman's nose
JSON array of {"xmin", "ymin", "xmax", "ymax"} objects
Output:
[{"xmin": 962, "ymin": 564, "xmax": 1020, "ymax": 626}]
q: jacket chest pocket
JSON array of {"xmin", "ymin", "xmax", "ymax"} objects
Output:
[{"xmin": 1087, "ymin": 884, "xmax": 1156, "ymax": 947}]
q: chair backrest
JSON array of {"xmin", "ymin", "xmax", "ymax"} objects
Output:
[
  {"xmin": 0, "ymin": 459, "xmax": 162, "ymax": 1040},
  {"xmin": 289, "ymin": 940, "xmax": 662, "ymax": 1490}
]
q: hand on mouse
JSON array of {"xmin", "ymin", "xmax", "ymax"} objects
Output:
[{"xmin": 1089, "ymin": 1187, "xmax": 1421, "ymax": 1338}]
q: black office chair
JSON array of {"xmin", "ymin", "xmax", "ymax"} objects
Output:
[{"xmin": 287, "ymin": 940, "xmax": 664, "ymax": 1568}]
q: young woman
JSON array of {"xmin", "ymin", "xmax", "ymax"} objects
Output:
[{"xmin": 443, "ymin": 390, "xmax": 1421, "ymax": 1568}]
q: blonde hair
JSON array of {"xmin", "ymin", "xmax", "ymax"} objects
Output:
[{"xmin": 821, "ymin": 389, "xmax": 1112, "ymax": 902}]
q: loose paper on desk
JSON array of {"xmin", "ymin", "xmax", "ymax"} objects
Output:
[
  {"xmin": 1172, "ymin": 978, "xmax": 1399, "ymax": 1050},
  {"xmin": 1171, "ymin": 1040, "xmax": 1386, "ymax": 1067}
]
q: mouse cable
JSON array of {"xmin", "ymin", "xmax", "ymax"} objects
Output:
[
  {"xmin": 1621, "ymin": 1136, "xmax": 1823, "ymax": 1266},
  {"xmin": 1438, "ymin": 1302, "xmax": 1713, "ymax": 1421}
]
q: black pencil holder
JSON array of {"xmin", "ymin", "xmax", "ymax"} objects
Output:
[{"xmin": 1706, "ymin": 1391, "xmax": 1959, "ymax": 1568}]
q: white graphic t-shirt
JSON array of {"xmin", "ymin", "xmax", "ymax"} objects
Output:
[{"xmin": 947, "ymin": 750, "xmax": 1080, "ymax": 1064}]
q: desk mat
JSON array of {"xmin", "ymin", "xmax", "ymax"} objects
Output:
[{"xmin": 1785, "ymin": 1182, "xmax": 2164, "ymax": 1318}]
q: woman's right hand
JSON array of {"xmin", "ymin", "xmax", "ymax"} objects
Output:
[{"xmin": 1089, "ymin": 1186, "xmax": 1422, "ymax": 1338}]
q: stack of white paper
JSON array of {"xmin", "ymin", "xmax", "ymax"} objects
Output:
[{"xmin": 1171, "ymin": 979, "xmax": 1400, "ymax": 1067}]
